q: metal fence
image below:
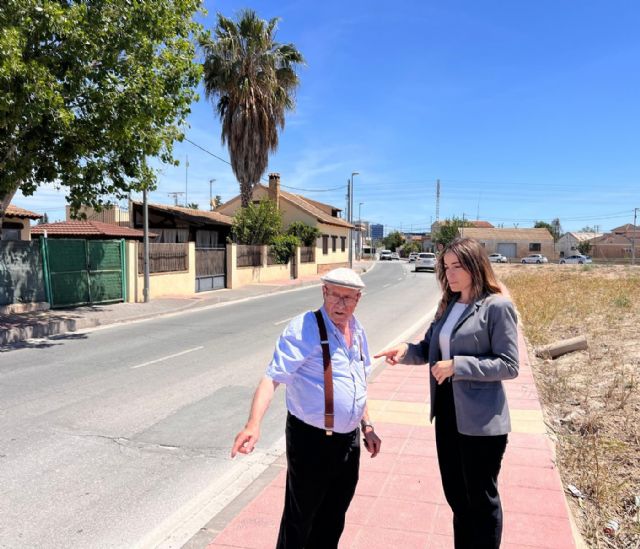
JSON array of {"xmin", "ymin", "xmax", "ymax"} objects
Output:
[
  {"xmin": 300, "ymin": 246, "xmax": 315, "ymax": 263},
  {"xmin": 237, "ymin": 245, "xmax": 262, "ymax": 267},
  {"xmin": 138, "ymin": 243, "xmax": 188, "ymax": 274},
  {"xmin": 0, "ymin": 240, "xmax": 46, "ymax": 306}
]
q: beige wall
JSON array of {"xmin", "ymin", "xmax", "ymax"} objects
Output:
[
  {"xmin": 474, "ymin": 238, "xmax": 557, "ymax": 260},
  {"xmin": 3, "ymin": 216, "xmax": 31, "ymax": 240},
  {"xmin": 316, "ymin": 222, "xmax": 350, "ymax": 266},
  {"xmin": 126, "ymin": 241, "xmax": 196, "ymax": 302},
  {"xmin": 68, "ymin": 205, "xmax": 130, "ymax": 226}
]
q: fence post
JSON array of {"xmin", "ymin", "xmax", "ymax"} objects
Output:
[
  {"xmin": 261, "ymin": 245, "xmax": 269, "ymax": 268},
  {"xmin": 295, "ymin": 246, "xmax": 301, "ymax": 279},
  {"xmin": 226, "ymin": 242, "xmax": 237, "ymax": 289}
]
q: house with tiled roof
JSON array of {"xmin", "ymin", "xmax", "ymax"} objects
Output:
[
  {"xmin": 129, "ymin": 201, "xmax": 233, "ymax": 247},
  {"xmin": 458, "ymin": 227, "xmax": 557, "ymax": 261},
  {"xmin": 556, "ymin": 231, "xmax": 602, "ymax": 258},
  {"xmin": 1, "ymin": 204, "xmax": 43, "ymax": 241},
  {"xmin": 31, "ymin": 220, "xmax": 151, "ymax": 240},
  {"xmin": 216, "ymin": 173, "xmax": 354, "ymax": 272}
]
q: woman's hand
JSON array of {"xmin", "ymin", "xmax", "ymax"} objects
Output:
[
  {"xmin": 431, "ymin": 359, "xmax": 454, "ymax": 384},
  {"xmin": 373, "ymin": 343, "xmax": 409, "ymax": 365}
]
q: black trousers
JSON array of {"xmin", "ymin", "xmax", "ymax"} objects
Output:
[
  {"xmin": 276, "ymin": 413, "xmax": 360, "ymax": 549},
  {"xmin": 435, "ymin": 382, "xmax": 508, "ymax": 549}
]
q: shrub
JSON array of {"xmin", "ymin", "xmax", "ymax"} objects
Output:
[
  {"xmin": 270, "ymin": 234, "xmax": 300, "ymax": 264},
  {"xmin": 286, "ymin": 222, "xmax": 321, "ymax": 246},
  {"xmin": 231, "ymin": 199, "xmax": 282, "ymax": 244}
]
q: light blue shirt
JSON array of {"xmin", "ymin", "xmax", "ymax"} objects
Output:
[{"xmin": 265, "ymin": 306, "xmax": 371, "ymax": 433}]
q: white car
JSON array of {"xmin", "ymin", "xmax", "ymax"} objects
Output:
[
  {"xmin": 379, "ymin": 250, "xmax": 392, "ymax": 261},
  {"xmin": 521, "ymin": 254, "xmax": 548, "ymax": 264},
  {"xmin": 408, "ymin": 252, "xmax": 419, "ymax": 262},
  {"xmin": 560, "ymin": 254, "xmax": 592, "ymax": 264},
  {"xmin": 415, "ymin": 252, "xmax": 436, "ymax": 272},
  {"xmin": 488, "ymin": 253, "xmax": 508, "ymax": 263},
  {"xmin": 390, "ymin": 252, "xmax": 400, "ymax": 260}
]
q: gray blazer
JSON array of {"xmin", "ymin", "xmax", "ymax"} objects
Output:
[{"xmin": 403, "ymin": 294, "xmax": 519, "ymax": 436}]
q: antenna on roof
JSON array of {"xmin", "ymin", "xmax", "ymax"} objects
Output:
[{"xmin": 167, "ymin": 192, "xmax": 185, "ymax": 206}]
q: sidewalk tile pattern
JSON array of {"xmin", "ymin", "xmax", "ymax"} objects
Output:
[{"xmin": 208, "ymin": 329, "xmax": 578, "ymax": 549}]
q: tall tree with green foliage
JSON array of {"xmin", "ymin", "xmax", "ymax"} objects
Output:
[
  {"xmin": 230, "ymin": 199, "xmax": 282, "ymax": 245},
  {"xmin": 433, "ymin": 217, "xmax": 473, "ymax": 247},
  {"xmin": 534, "ymin": 219, "xmax": 562, "ymax": 241},
  {"xmin": 0, "ymin": 0, "xmax": 203, "ymax": 236},
  {"xmin": 382, "ymin": 230, "xmax": 405, "ymax": 251},
  {"xmin": 201, "ymin": 9, "xmax": 304, "ymax": 208}
]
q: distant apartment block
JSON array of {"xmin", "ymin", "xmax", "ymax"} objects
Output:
[{"xmin": 370, "ymin": 224, "xmax": 384, "ymax": 241}]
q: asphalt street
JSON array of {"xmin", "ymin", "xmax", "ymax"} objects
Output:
[{"xmin": 0, "ymin": 261, "xmax": 441, "ymax": 548}]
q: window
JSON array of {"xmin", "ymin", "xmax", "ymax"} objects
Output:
[
  {"xmin": 331, "ymin": 236, "xmax": 337, "ymax": 252},
  {"xmin": 340, "ymin": 237, "xmax": 346, "ymax": 252},
  {"xmin": 0, "ymin": 228, "xmax": 20, "ymax": 241},
  {"xmin": 1, "ymin": 222, "xmax": 22, "ymax": 241},
  {"xmin": 529, "ymin": 243, "xmax": 541, "ymax": 252},
  {"xmin": 322, "ymin": 235, "xmax": 329, "ymax": 255}
]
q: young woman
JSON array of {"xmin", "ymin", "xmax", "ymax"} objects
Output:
[{"xmin": 375, "ymin": 237, "xmax": 519, "ymax": 549}]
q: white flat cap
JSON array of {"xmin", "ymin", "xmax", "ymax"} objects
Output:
[{"xmin": 321, "ymin": 267, "xmax": 365, "ymax": 289}]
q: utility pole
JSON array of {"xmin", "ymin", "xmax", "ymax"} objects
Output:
[
  {"xmin": 185, "ymin": 154, "xmax": 189, "ymax": 206},
  {"xmin": 167, "ymin": 192, "xmax": 185, "ymax": 206},
  {"xmin": 209, "ymin": 178, "xmax": 216, "ymax": 211},
  {"xmin": 349, "ymin": 172, "xmax": 359, "ymax": 268},
  {"xmin": 435, "ymin": 179, "xmax": 440, "ymax": 222},
  {"xmin": 632, "ymin": 207, "xmax": 638, "ymax": 265},
  {"xmin": 143, "ymin": 188, "xmax": 150, "ymax": 303}
]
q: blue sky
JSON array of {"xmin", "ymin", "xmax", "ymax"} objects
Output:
[{"xmin": 14, "ymin": 0, "xmax": 640, "ymax": 234}]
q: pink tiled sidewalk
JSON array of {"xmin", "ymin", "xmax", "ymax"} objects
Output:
[{"xmin": 207, "ymin": 331, "xmax": 578, "ymax": 549}]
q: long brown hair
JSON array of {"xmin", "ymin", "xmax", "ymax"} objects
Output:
[{"xmin": 434, "ymin": 237, "xmax": 502, "ymax": 319}]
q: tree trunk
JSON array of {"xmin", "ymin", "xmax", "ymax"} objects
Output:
[
  {"xmin": 0, "ymin": 186, "xmax": 19, "ymax": 240},
  {"xmin": 239, "ymin": 180, "xmax": 254, "ymax": 208}
]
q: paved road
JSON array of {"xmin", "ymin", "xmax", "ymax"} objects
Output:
[{"xmin": 0, "ymin": 262, "xmax": 440, "ymax": 548}]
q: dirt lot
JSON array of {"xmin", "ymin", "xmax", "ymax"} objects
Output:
[{"xmin": 496, "ymin": 263, "xmax": 640, "ymax": 548}]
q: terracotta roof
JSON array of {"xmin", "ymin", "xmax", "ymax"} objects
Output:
[
  {"xmin": 31, "ymin": 221, "xmax": 151, "ymax": 239},
  {"xmin": 592, "ymin": 233, "xmax": 632, "ymax": 245},
  {"xmin": 469, "ymin": 220, "xmax": 494, "ymax": 228},
  {"xmin": 460, "ymin": 227, "xmax": 555, "ymax": 240},
  {"xmin": 251, "ymin": 185, "xmax": 352, "ymax": 229},
  {"xmin": 131, "ymin": 201, "xmax": 233, "ymax": 226},
  {"xmin": 611, "ymin": 224, "xmax": 639, "ymax": 233},
  {"xmin": 5, "ymin": 204, "xmax": 43, "ymax": 219}
]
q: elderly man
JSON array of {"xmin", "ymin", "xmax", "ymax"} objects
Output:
[{"xmin": 231, "ymin": 267, "xmax": 381, "ymax": 549}]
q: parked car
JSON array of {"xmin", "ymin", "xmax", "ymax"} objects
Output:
[
  {"xmin": 560, "ymin": 254, "xmax": 592, "ymax": 264},
  {"xmin": 488, "ymin": 253, "xmax": 508, "ymax": 263},
  {"xmin": 521, "ymin": 254, "xmax": 548, "ymax": 264},
  {"xmin": 379, "ymin": 250, "xmax": 392, "ymax": 261},
  {"xmin": 415, "ymin": 252, "xmax": 436, "ymax": 272},
  {"xmin": 390, "ymin": 252, "xmax": 400, "ymax": 260},
  {"xmin": 408, "ymin": 252, "xmax": 419, "ymax": 262}
]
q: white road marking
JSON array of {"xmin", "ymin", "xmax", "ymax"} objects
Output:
[
  {"xmin": 383, "ymin": 283, "xmax": 391, "ymax": 288},
  {"xmin": 140, "ymin": 436, "xmax": 286, "ymax": 549},
  {"xmin": 130, "ymin": 346, "xmax": 204, "ymax": 369},
  {"xmin": 274, "ymin": 316, "xmax": 294, "ymax": 326}
]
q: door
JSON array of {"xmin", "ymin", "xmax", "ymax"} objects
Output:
[
  {"xmin": 43, "ymin": 239, "xmax": 125, "ymax": 308},
  {"xmin": 496, "ymin": 243, "xmax": 517, "ymax": 259},
  {"xmin": 195, "ymin": 247, "xmax": 226, "ymax": 292}
]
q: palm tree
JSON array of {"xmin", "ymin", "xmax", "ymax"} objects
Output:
[{"xmin": 201, "ymin": 10, "xmax": 304, "ymax": 207}]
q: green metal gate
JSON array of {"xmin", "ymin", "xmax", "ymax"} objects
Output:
[{"xmin": 41, "ymin": 238, "xmax": 126, "ymax": 308}]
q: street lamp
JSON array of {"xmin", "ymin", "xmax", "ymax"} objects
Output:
[
  {"xmin": 349, "ymin": 172, "xmax": 359, "ymax": 267},
  {"xmin": 209, "ymin": 178, "xmax": 216, "ymax": 211},
  {"xmin": 358, "ymin": 202, "xmax": 364, "ymax": 259}
]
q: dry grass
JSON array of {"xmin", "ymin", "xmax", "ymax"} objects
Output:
[{"xmin": 497, "ymin": 264, "xmax": 640, "ymax": 549}]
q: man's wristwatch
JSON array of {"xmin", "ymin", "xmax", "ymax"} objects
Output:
[{"xmin": 361, "ymin": 420, "xmax": 374, "ymax": 432}]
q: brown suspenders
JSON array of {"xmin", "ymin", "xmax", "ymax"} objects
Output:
[{"xmin": 314, "ymin": 309, "xmax": 334, "ymax": 435}]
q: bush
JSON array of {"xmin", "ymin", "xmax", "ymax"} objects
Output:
[
  {"xmin": 286, "ymin": 221, "xmax": 321, "ymax": 246},
  {"xmin": 231, "ymin": 199, "xmax": 282, "ymax": 244},
  {"xmin": 270, "ymin": 234, "xmax": 300, "ymax": 264}
]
